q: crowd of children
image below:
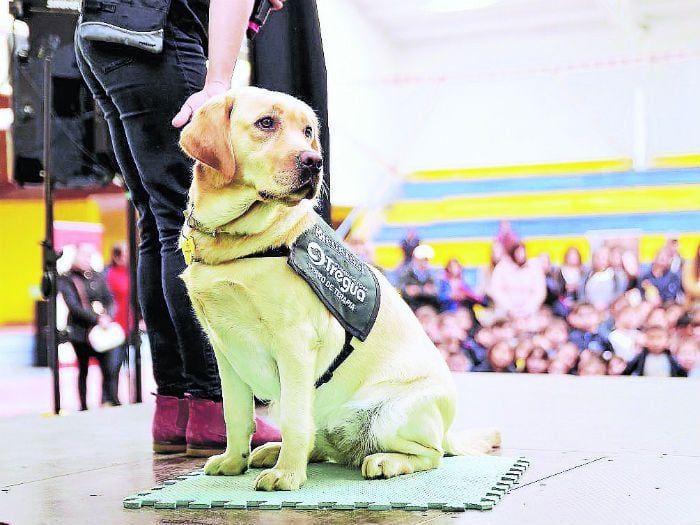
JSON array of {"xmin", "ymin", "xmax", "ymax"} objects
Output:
[
  {"xmin": 415, "ymin": 300, "xmax": 699, "ymax": 377},
  {"xmin": 391, "ymin": 234, "xmax": 700, "ymax": 378}
]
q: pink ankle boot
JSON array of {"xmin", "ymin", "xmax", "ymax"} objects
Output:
[
  {"xmin": 152, "ymin": 394, "xmax": 188, "ymax": 454},
  {"xmin": 185, "ymin": 397, "xmax": 282, "ymax": 457},
  {"xmin": 185, "ymin": 397, "xmax": 226, "ymax": 457},
  {"xmin": 252, "ymin": 415, "xmax": 282, "ymax": 448}
]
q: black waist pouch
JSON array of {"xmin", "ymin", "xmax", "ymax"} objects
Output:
[{"xmin": 78, "ymin": 0, "xmax": 173, "ymax": 54}]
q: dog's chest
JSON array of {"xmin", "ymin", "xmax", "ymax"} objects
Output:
[
  {"xmin": 186, "ymin": 259, "xmax": 308, "ymax": 401},
  {"xmin": 227, "ymin": 340, "xmax": 280, "ymax": 401},
  {"xmin": 208, "ymin": 289, "xmax": 282, "ymax": 399}
]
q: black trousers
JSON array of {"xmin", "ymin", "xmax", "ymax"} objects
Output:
[
  {"xmin": 74, "ymin": 18, "xmax": 221, "ymax": 399},
  {"xmin": 72, "ymin": 341, "xmax": 120, "ymax": 410},
  {"xmin": 74, "ymin": 3, "xmax": 331, "ymax": 400}
]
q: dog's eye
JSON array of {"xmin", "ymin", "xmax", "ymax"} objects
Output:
[
  {"xmin": 256, "ymin": 116, "xmax": 275, "ymax": 130},
  {"xmin": 304, "ymin": 126, "xmax": 313, "ymax": 139}
]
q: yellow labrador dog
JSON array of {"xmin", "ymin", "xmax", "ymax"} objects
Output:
[{"xmin": 179, "ymin": 87, "xmax": 499, "ymax": 492}]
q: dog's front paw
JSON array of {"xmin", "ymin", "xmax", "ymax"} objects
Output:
[
  {"xmin": 204, "ymin": 452, "xmax": 248, "ymax": 476},
  {"xmin": 254, "ymin": 468, "xmax": 306, "ymax": 491},
  {"xmin": 249, "ymin": 442, "xmax": 281, "ymax": 468}
]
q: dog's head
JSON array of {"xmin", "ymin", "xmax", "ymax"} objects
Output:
[{"xmin": 180, "ymin": 87, "xmax": 323, "ymax": 206}]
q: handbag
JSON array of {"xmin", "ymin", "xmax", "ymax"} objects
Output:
[
  {"xmin": 88, "ymin": 322, "xmax": 126, "ymax": 353},
  {"xmin": 78, "ymin": 0, "xmax": 173, "ymax": 54},
  {"xmin": 71, "ymin": 274, "xmax": 126, "ymax": 353}
]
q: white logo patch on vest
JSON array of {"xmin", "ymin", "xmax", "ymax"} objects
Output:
[{"xmin": 288, "ymin": 220, "xmax": 380, "ymax": 341}]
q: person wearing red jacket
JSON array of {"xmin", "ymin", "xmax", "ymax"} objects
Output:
[
  {"xmin": 104, "ymin": 242, "xmax": 130, "ymax": 406},
  {"xmin": 106, "ymin": 243, "xmax": 129, "ymax": 335}
]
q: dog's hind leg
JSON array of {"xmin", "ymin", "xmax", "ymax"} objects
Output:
[
  {"xmin": 250, "ymin": 442, "xmax": 328, "ymax": 468},
  {"xmin": 249, "ymin": 442, "xmax": 280, "ymax": 468},
  {"xmin": 361, "ymin": 398, "xmax": 446, "ymax": 480}
]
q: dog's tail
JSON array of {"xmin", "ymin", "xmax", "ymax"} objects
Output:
[{"xmin": 442, "ymin": 428, "xmax": 501, "ymax": 456}]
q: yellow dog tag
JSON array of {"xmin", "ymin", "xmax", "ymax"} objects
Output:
[{"xmin": 182, "ymin": 236, "xmax": 196, "ymax": 265}]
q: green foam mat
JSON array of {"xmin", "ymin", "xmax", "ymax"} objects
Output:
[{"xmin": 124, "ymin": 456, "xmax": 529, "ymax": 512}]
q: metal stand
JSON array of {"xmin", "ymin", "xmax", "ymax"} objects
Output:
[
  {"xmin": 39, "ymin": 52, "xmax": 60, "ymax": 415},
  {"xmin": 126, "ymin": 195, "xmax": 142, "ymax": 403}
]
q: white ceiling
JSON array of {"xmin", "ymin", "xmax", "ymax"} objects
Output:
[{"xmin": 349, "ymin": 0, "xmax": 700, "ymax": 44}]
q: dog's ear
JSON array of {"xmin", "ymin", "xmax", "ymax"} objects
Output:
[{"xmin": 180, "ymin": 94, "xmax": 236, "ymax": 184}]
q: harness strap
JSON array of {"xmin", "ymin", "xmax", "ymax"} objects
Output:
[
  {"xmin": 239, "ymin": 246, "xmax": 291, "ymax": 259},
  {"xmin": 315, "ymin": 331, "xmax": 354, "ymax": 389}
]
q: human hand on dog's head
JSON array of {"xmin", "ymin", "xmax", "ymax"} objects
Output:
[
  {"xmin": 179, "ymin": 87, "xmax": 323, "ymax": 205},
  {"xmin": 172, "ymin": 82, "xmax": 228, "ymax": 129}
]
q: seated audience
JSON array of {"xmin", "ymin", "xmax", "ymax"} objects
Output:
[
  {"xmin": 389, "ymin": 232, "xmax": 698, "ymax": 378},
  {"xmin": 623, "ymin": 324, "xmax": 687, "ymax": 377},
  {"xmin": 676, "ymin": 339, "xmax": 700, "ymax": 377},
  {"xmin": 665, "ymin": 304, "xmax": 686, "ymax": 328},
  {"xmin": 477, "ymin": 241, "xmax": 506, "ymax": 295},
  {"xmin": 436, "ymin": 316, "xmax": 471, "ymax": 372},
  {"xmin": 554, "ymin": 342, "xmax": 581, "ymax": 374},
  {"xmin": 463, "ymin": 326, "xmax": 494, "ymax": 366},
  {"xmin": 525, "ymin": 347, "xmax": 550, "ymax": 374},
  {"xmin": 577, "ymin": 353, "xmax": 607, "ymax": 376},
  {"xmin": 609, "ymin": 246, "xmax": 639, "ymax": 292},
  {"xmin": 581, "ymin": 247, "xmax": 626, "ymax": 310},
  {"xmin": 559, "ymin": 246, "xmax": 586, "ymax": 304},
  {"xmin": 472, "ymin": 341, "xmax": 516, "ymax": 373},
  {"xmin": 567, "ymin": 303, "xmax": 609, "ymax": 353},
  {"xmin": 414, "ymin": 304, "xmax": 441, "ymax": 344},
  {"xmin": 646, "ymin": 307, "xmax": 670, "ymax": 329},
  {"xmin": 607, "ymin": 355, "xmax": 628, "ymax": 376},
  {"xmin": 608, "ymin": 305, "xmax": 643, "ymax": 361},
  {"xmin": 665, "ymin": 237, "xmax": 683, "ymax": 275},
  {"xmin": 437, "ymin": 258, "xmax": 485, "ymax": 312},
  {"xmin": 543, "ymin": 318, "xmax": 569, "ymax": 349},
  {"xmin": 513, "ymin": 339, "xmax": 534, "ymax": 372},
  {"xmin": 681, "ymin": 243, "xmax": 700, "ymax": 304},
  {"xmin": 399, "ymin": 244, "xmax": 439, "ymax": 310},
  {"xmin": 400, "ymin": 228, "xmax": 421, "ymax": 265},
  {"xmin": 548, "ymin": 359, "xmax": 571, "ymax": 374},
  {"xmin": 539, "ymin": 252, "xmax": 567, "ymax": 317},
  {"xmin": 640, "ymin": 248, "xmax": 682, "ymax": 304},
  {"xmin": 453, "ymin": 306, "xmax": 476, "ymax": 334},
  {"xmin": 488, "ymin": 242, "xmax": 547, "ymax": 318},
  {"xmin": 491, "ymin": 319, "xmax": 516, "ymax": 344}
]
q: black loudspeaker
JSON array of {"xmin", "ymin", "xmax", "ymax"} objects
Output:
[{"xmin": 11, "ymin": 7, "xmax": 118, "ymax": 187}]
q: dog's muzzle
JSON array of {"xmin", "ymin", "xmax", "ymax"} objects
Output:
[{"xmin": 296, "ymin": 150, "xmax": 323, "ymax": 198}]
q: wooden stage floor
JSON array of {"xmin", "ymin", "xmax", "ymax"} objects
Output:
[{"xmin": 2, "ymin": 374, "xmax": 699, "ymax": 525}]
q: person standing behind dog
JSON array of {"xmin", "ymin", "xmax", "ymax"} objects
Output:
[
  {"xmin": 75, "ymin": 0, "xmax": 288, "ymax": 454},
  {"xmin": 58, "ymin": 244, "xmax": 118, "ymax": 410}
]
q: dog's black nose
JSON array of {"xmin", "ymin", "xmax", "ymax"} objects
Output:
[{"xmin": 298, "ymin": 151, "xmax": 323, "ymax": 181}]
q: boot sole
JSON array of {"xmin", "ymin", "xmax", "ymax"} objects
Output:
[
  {"xmin": 153, "ymin": 442, "xmax": 187, "ymax": 454},
  {"xmin": 186, "ymin": 446, "xmax": 225, "ymax": 457}
]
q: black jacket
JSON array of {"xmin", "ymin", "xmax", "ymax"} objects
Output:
[
  {"xmin": 622, "ymin": 348, "xmax": 687, "ymax": 377},
  {"xmin": 58, "ymin": 269, "xmax": 114, "ymax": 344},
  {"xmin": 249, "ymin": 0, "xmax": 330, "ymax": 224}
]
